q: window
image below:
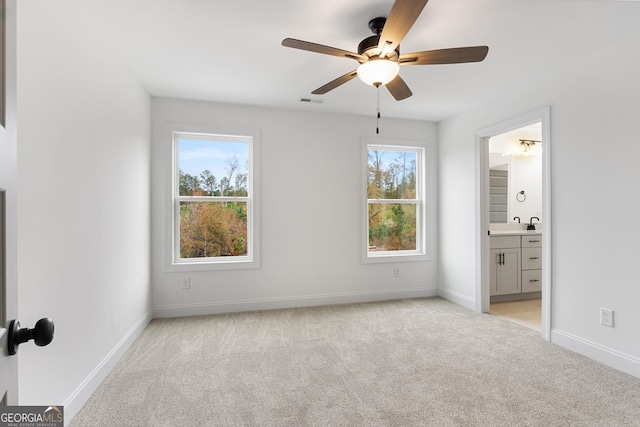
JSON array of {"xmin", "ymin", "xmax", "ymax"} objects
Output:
[
  {"xmin": 171, "ymin": 129, "xmax": 259, "ymax": 269},
  {"xmin": 365, "ymin": 142, "xmax": 426, "ymax": 261}
]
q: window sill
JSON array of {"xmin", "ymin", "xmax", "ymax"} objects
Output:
[
  {"xmin": 362, "ymin": 252, "xmax": 431, "ymax": 264},
  {"xmin": 166, "ymin": 258, "xmax": 260, "ymax": 272}
]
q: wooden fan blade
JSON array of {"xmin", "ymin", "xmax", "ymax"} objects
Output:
[
  {"xmin": 399, "ymin": 46, "xmax": 489, "ymax": 66},
  {"xmin": 311, "ymin": 70, "xmax": 358, "ymax": 95},
  {"xmin": 282, "ymin": 38, "xmax": 366, "ymax": 62},
  {"xmin": 386, "ymin": 75, "xmax": 412, "ymax": 101},
  {"xmin": 378, "ymin": 0, "xmax": 429, "ymax": 57}
]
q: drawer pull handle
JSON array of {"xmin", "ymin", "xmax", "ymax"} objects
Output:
[
  {"xmin": 528, "ymin": 240, "xmax": 540, "ymax": 243},
  {"xmin": 530, "ymin": 279, "xmax": 540, "ymax": 282},
  {"xmin": 529, "ymin": 257, "xmax": 540, "ymax": 260}
]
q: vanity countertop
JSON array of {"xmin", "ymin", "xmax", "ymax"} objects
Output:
[{"xmin": 489, "ymin": 229, "xmax": 542, "ymax": 236}]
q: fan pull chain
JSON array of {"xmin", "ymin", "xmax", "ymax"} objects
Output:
[{"xmin": 375, "ymin": 83, "xmax": 381, "ymax": 134}]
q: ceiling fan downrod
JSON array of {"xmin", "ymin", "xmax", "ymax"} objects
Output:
[{"xmin": 375, "ymin": 82, "xmax": 381, "ymax": 134}]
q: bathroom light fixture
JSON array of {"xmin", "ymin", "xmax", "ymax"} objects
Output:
[
  {"xmin": 519, "ymin": 139, "xmax": 540, "ymax": 153},
  {"xmin": 356, "ymin": 59, "xmax": 400, "ymax": 87}
]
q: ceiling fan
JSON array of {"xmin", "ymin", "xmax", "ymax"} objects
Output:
[{"xmin": 282, "ymin": 0, "xmax": 489, "ymax": 101}]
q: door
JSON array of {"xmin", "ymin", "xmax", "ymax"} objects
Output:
[{"xmin": 0, "ymin": 0, "xmax": 18, "ymax": 405}]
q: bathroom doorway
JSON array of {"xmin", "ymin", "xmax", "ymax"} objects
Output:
[
  {"xmin": 488, "ymin": 122, "xmax": 543, "ymax": 332},
  {"xmin": 475, "ymin": 107, "xmax": 551, "ymax": 340}
]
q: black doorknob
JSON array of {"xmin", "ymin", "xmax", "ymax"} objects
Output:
[{"xmin": 8, "ymin": 318, "xmax": 55, "ymax": 355}]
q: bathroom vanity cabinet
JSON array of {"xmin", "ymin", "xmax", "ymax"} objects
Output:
[{"xmin": 490, "ymin": 233, "xmax": 542, "ymax": 299}]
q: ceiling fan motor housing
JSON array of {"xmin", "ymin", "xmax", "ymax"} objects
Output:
[
  {"xmin": 358, "ymin": 35, "xmax": 399, "ymax": 61},
  {"xmin": 358, "ymin": 17, "xmax": 399, "ymax": 61},
  {"xmin": 358, "ymin": 35, "xmax": 381, "ymax": 56}
]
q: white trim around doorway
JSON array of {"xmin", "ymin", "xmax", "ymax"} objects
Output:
[{"xmin": 475, "ymin": 106, "xmax": 552, "ymax": 341}]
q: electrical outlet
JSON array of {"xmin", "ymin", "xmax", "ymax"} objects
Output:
[
  {"xmin": 600, "ymin": 308, "xmax": 614, "ymax": 327},
  {"xmin": 182, "ymin": 277, "xmax": 191, "ymax": 290},
  {"xmin": 393, "ymin": 267, "xmax": 400, "ymax": 278}
]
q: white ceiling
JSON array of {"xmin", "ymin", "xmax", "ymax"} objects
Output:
[{"xmin": 39, "ymin": 0, "xmax": 640, "ymax": 121}]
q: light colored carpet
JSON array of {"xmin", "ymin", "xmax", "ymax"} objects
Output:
[{"xmin": 70, "ymin": 297, "xmax": 640, "ymax": 426}]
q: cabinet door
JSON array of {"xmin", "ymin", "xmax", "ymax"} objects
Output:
[
  {"xmin": 490, "ymin": 248, "xmax": 521, "ymax": 296},
  {"xmin": 499, "ymin": 249, "xmax": 521, "ymax": 295},
  {"xmin": 490, "ymin": 250, "xmax": 500, "ymax": 296}
]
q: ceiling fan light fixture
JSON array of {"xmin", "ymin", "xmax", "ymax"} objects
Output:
[{"xmin": 357, "ymin": 59, "xmax": 399, "ymax": 87}]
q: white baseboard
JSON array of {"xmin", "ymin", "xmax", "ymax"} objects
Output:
[
  {"xmin": 153, "ymin": 287, "xmax": 438, "ymax": 318},
  {"xmin": 551, "ymin": 329, "xmax": 640, "ymax": 379},
  {"xmin": 438, "ymin": 288, "xmax": 475, "ymax": 311},
  {"xmin": 63, "ymin": 311, "xmax": 152, "ymax": 425}
]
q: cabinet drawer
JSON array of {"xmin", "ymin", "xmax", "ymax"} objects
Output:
[
  {"xmin": 522, "ymin": 247, "xmax": 542, "ymax": 270},
  {"xmin": 521, "ymin": 235, "xmax": 542, "ymax": 248},
  {"xmin": 522, "ymin": 269, "xmax": 542, "ymax": 293},
  {"xmin": 490, "ymin": 236, "xmax": 520, "ymax": 249}
]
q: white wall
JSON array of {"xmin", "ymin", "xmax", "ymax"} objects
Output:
[
  {"xmin": 16, "ymin": 1, "xmax": 152, "ymax": 417},
  {"xmin": 489, "ymin": 127, "xmax": 543, "ymax": 224},
  {"xmin": 438, "ymin": 27, "xmax": 640, "ymax": 376},
  {"xmin": 151, "ymin": 98, "xmax": 438, "ymax": 316},
  {"xmin": 508, "ymin": 155, "xmax": 542, "ymax": 223}
]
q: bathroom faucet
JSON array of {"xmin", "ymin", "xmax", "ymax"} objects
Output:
[
  {"xmin": 513, "ymin": 216, "xmax": 520, "ymax": 223},
  {"xmin": 527, "ymin": 217, "xmax": 540, "ymax": 230}
]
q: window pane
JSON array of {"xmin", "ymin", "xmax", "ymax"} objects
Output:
[
  {"xmin": 368, "ymin": 203, "xmax": 417, "ymax": 252},
  {"xmin": 178, "ymin": 137, "xmax": 249, "ymax": 196},
  {"xmin": 367, "ymin": 149, "xmax": 417, "ymax": 199},
  {"xmin": 179, "ymin": 201, "xmax": 248, "ymax": 258}
]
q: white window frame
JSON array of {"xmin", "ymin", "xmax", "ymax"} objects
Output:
[
  {"xmin": 362, "ymin": 139, "xmax": 429, "ymax": 263},
  {"xmin": 166, "ymin": 124, "xmax": 260, "ymax": 272}
]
